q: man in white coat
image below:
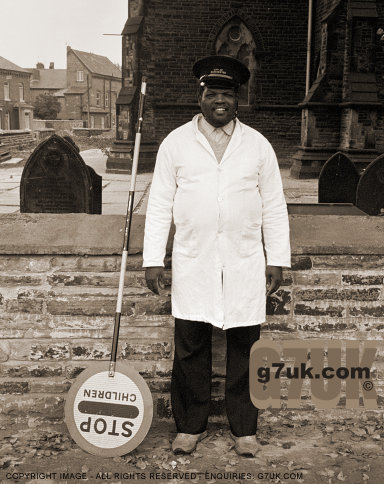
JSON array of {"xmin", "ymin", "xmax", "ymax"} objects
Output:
[{"xmin": 143, "ymin": 56, "xmax": 291, "ymax": 457}]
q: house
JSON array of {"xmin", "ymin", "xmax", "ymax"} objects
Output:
[
  {"xmin": 0, "ymin": 56, "xmax": 33, "ymax": 130},
  {"xmin": 27, "ymin": 62, "xmax": 67, "ymax": 118},
  {"xmin": 62, "ymin": 46, "xmax": 122, "ymax": 128}
]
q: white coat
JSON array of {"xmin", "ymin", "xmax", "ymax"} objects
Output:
[{"xmin": 143, "ymin": 114, "xmax": 291, "ymax": 329}]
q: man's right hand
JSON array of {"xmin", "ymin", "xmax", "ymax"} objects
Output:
[{"xmin": 145, "ymin": 266, "xmax": 164, "ymax": 295}]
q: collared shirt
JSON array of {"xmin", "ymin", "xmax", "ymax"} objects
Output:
[{"xmin": 198, "ymin": 114, "xmax": 235, "ymax": 162}]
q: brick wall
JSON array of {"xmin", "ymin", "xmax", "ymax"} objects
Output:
[
  {"xmin": 65, "ymin": 51, "xmax": 121, "ymax": 127},
  {"xmin": 0, "ymin": 70, "xmax": 32, "ymax": 130},
  {"xmin": 0, "ymin": 71, "xmax": 31, "ymax": 104},
  {"xmin": 0, "ymin": 214, "xmax": 383, "ymax": 432},
  {"xmin": 32, "ymin": 119, "xmax": 84, "ymax": 131},
  {"xmin": 128, "ymin": 0, "xmax": 309, "ymax": 163},
  {"xmin": 66, "ymin": 52, "xmax": 90, "ymax": 92},
  {"xmin": 64, "ymin": 94, "xmax": 83, "ymax": 121},
  {"xmin": 154, "ymin": 106, "xmax": 301, "ymax": 167}
]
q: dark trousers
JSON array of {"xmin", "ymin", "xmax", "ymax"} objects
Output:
[{"xmin": 171, "ymin": 318, "xmax": 260, "ymax": 437}]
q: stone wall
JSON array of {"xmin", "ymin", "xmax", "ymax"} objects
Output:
[
  {"xmin": 0, "ymin": 130, "xmax": 36, "ymax": 152},
  {"xmin": 0, "ymin": 214, "xmax": 383, "ymax": 432},
  {"xmin": 32, "ymin": 119, "xmax": 84, "ymax": 132}
]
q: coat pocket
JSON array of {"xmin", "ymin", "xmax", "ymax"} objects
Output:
[
  {"xmin": 173, "ymin": 223, "xmax": 198, "ymax": 258},
  {"xmin": 240, "ymin": 220, "xmax": 262, "ymax": 257}
]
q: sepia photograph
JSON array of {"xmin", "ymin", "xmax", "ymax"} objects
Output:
[{"xmin": 0, "ymin": 1, "xmax": 384, "ymax": 483}]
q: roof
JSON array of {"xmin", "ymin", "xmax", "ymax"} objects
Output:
[
  {"xmin": 28, "ymin": 69, "xmax": 67, "ymax": 89},
  {"xmin": 116, "ymin": 86, "xmax": 137, "ymax": 105},
  {"xmin": 0, "ymin": 56, "xmax": 30, "ymax": 74},
  {"xmin": 70, "ymin": 48, "xmax": 121, "ymax": 78},
  {"xmin": 122, "ymin": 16, "xmax": 143, "ymax": 35}
]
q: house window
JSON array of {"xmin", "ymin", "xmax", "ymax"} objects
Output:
[
  {"xmin": 96, "ymin": 91, "xmax": 101, "ymax": 106},
  {"xmin": 77, "ymin": 70, "xmax": 84, "ymax": 82},
  {"xmin": 4, "ymin": 82, "xmax": 10, "ymax": 101},
  {"xmin": 19, "ymin": 83, "xmax": 24, "ymax": 102},
  {"xmin": 105, "ymin": 91, "xmax": 109, "ymax": 108}
]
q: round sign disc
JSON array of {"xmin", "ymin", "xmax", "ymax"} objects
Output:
[{"xmin": 65, "ymin": 361, "xmax": 153, "ymax": 457}]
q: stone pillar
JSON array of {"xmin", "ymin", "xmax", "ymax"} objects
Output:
[
  {"xmin": 106, "ymin": 0, "xmax": 158, "ymax": 174},
  {"xmin": 290, "ymin": 0, "xmax": 380, "ymax": 179}
]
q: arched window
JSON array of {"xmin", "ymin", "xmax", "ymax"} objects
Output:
[{"xmin": 215, "ymin": 17, "xmax": 258, "ymax": 106}]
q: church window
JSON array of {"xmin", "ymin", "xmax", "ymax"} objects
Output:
[{"xmin": 215, "ymin": 17, "xmax": 258, "ymax": 106}]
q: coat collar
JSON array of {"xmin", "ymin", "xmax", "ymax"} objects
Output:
[{"xmin": 198, "ymin": 114, "xmax": 235, "ymax": 137}]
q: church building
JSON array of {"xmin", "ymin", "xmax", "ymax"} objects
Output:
[{"xmin": 107, "ymin": 0, "xmax": 384, "ymax": 178}]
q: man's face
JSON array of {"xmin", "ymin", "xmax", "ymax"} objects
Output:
[{"xmin": 199, "ymin": 86, "xmax": 238, "ymax": 128}]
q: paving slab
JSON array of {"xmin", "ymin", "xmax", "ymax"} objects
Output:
[{"xmin": 0, "ymin": 206, "xmax": 19, "ymax": 213}]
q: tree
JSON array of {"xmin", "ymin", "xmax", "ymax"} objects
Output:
[{"xmin": 33, "ymin": 93, "xmax": 62, "ymax": 120}]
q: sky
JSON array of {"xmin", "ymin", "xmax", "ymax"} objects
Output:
[{"xmin": 0, "ymin": 0, "xmax": 129, "ymax": 69}]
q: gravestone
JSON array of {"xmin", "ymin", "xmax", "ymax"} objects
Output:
[
  {"xmin": 318, "ymin": 152, "xmax": 359, "ymax": 204},
  {"xmin": 20, "ymin": 134, "xmax": 102, "ymax": 214},
  {"xmin": 356, "ymin": 154, "xmax": 384, "ymax": 215},
  {"xmin": 63, "ymin": 135, "xmax": 102, "ymax": 214},
  {"xmin": 87, "ymin": 165, "xmax": 102, "ymax": 215},
  {"xmin": 63, "ymin": 135, "xmax": 80, "ymax": 152}
]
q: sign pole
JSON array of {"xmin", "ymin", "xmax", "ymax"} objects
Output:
[
  {"xmin": 65, "ymin": 78, "xmax": 153, "ymax": 457},
  {"xmin": 109, "ymin": 78, "xmax": 147, "ymax": 378}
]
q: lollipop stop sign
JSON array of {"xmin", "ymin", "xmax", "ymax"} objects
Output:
[
  {"xmin": 65, "ymin": 78, "xmax": 153, "ymax": 457},
  {"xmin": 65, "ymin": 362, "xmax": 153, "ymax": 457}
]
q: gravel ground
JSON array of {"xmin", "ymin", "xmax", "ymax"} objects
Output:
[{"xmin": 1, "ymin": 413, "xmax": 383, "ymax": 484}]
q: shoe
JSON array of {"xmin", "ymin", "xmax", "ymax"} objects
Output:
[
  {"xmin": 172, "ymin": 431, "xmax": 208, "ymax": 454},
  {"xmin": 229, "ymin": 432, "xmax": 261, "ymax": 457}
]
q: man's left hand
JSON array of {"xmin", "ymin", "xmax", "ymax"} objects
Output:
[{"xmin": 266, "ymin": 265, "xmax": 282, "ymax": 296}]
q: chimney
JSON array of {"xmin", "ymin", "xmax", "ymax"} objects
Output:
[
  {"xmin": 36, "ymin": 62, "xmax": 44, "ymax": 69},
  {"xmin": 49, "ymin": 62, "xmax": 54, "ymax": 69}
]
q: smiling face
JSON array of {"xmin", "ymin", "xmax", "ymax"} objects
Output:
[{"xmin": 198, "ymin": 86, "xmax": 238, "ymax": 128}]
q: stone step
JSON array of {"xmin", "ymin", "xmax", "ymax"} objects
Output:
[{"xmin": 0, "ymin": 147, "xmax": 12, "ymax": 162}]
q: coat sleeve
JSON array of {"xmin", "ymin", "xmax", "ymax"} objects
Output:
[
  {"xmin": 259, "ymin": 142, "xmax": 291, "ymax": 268},
  {"xmin": 143, "ymin": 141, "xmax": 177, "ymax": 267}
]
